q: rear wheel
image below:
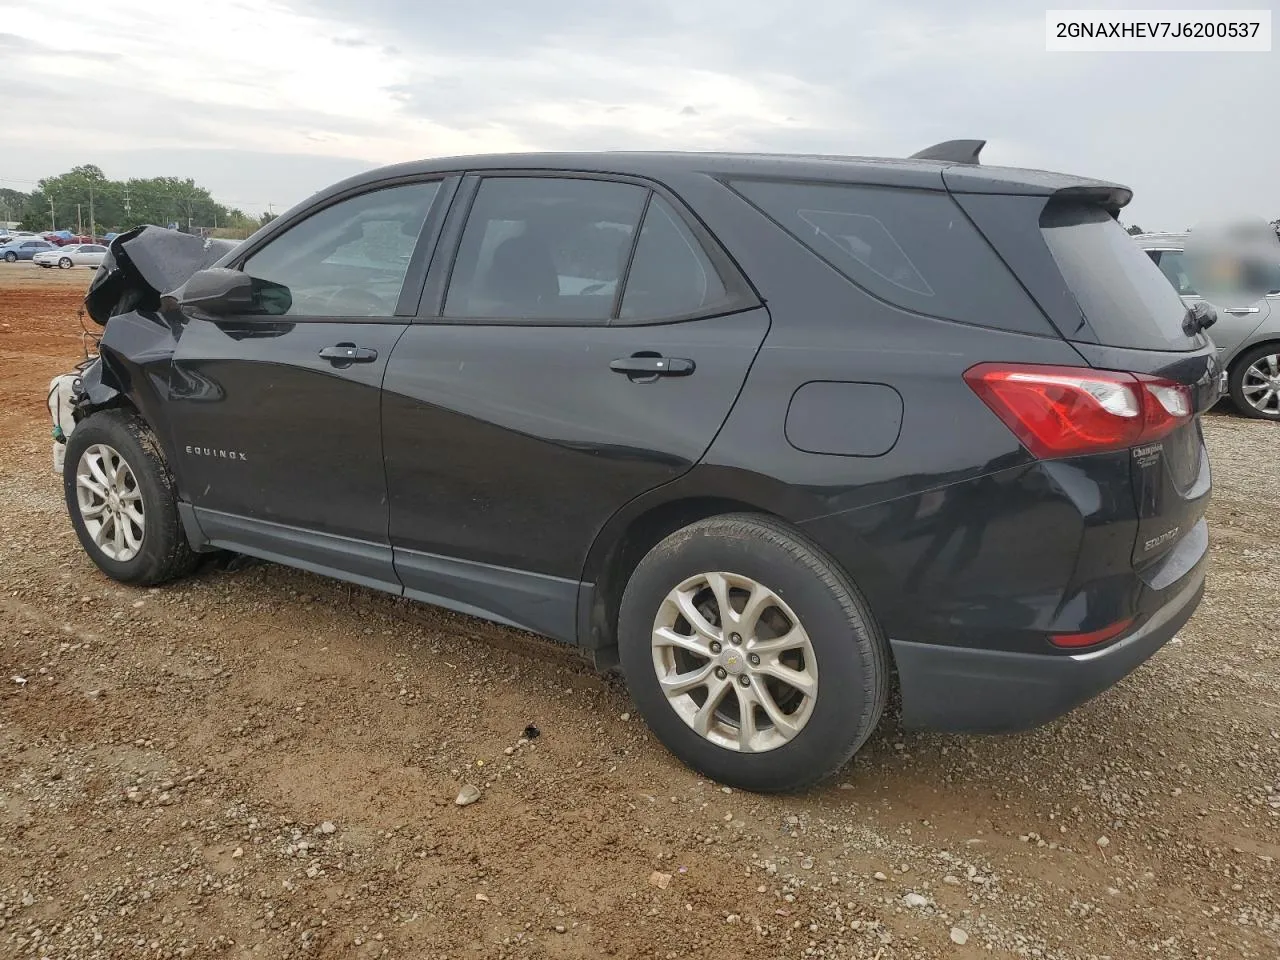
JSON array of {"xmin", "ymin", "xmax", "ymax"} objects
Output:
[
  {"xmin": 3, "ymin": 251, "xmax": 15, "ymax": 262},
  {"xmin": 63, "ymin": 410, "xmax": 198, "ymax": 585},
  {"xmin": 618, "ymin": 514, "xmax": 888, "ymax": 792},
  {"xmin": 1228, "ymin": 344, "xmax": 1280, "ymax": 420}
]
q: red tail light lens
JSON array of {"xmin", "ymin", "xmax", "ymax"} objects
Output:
[
  {"xmin": 1050, "ymin": 617, "xmax": 1135, "ymax": 649},
  {"xmin": 964, "ymin": 363, "xmax": 1192, "ymax": 459}
]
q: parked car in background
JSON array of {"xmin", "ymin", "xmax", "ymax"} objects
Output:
[
  {"xmin": 53, "ymin": 144, "xmax": 1216, "ymax": 792},
  {"xmin": 1, "ymin": 238, "xmax": 56, "ymax": 261},
  {"xmin": 33, "ymin": 243, "xmax": 108, "ymax": 269},
  {"xmin": 1135, "ymin": 232, "xmax": 1280, "ymax": 420}
]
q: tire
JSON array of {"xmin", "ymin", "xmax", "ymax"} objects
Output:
[
  {"xmin": 618, "ymin": 514, "xmax": 889, "ymax": 792},
  {"xmin": 63, "ymin": 410, "xmax": 199, "ymax": 585},
  {"xmin": 58, "ymin": 257, "xmax": 72, "ymax": 269},
  {"xmin": 1227, "ymin": 344, "xmax": 1280, "ymax": 421},
  {"xmin": 3, "ymin": 252, "xmax": 15, "ymax": 262}
]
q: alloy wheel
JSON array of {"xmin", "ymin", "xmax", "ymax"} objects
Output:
[
  {"xmin": 75, "ymin": 443, "xmax": 145, "ymax": 561},
  {"xmin": 1241, "ymin": 353, "xmax": 1280, "ymax": 416},
  {"xmin": 651, "ymin": 572, "xmax": 818, "ymax": 752}
]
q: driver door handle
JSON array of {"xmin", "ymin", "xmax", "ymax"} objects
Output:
[
  {"xmin": 1222, "ymin": 306, "xmax": 1260, "ymax": 315},
  {"xmin": 609, "ymin": 355, "xmax": 695, "ymax": 376},
  {"xmin": 319, "ymin": 344, "xmax": 378, "ymax": 363}
]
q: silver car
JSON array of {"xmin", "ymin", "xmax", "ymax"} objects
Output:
[
  {"xmin": 1135, "ymin": 232, "xmax": 1280, "ymax": 420},
  {"xmin": 32, "ymin": 243, "xmax": 108, "ymax": 270}
]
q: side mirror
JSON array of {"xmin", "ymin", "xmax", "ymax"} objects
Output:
[
  {"xmin": 1183, "ymin": 301, "xmax": 1217, "ymax": 336},
  {"xmin": 165, "ymin": 268, "xmax": 255, "ymax": 315},
  {"xmin": 162, "ymin": 269, "xmax": 293, "ymax": 316}
]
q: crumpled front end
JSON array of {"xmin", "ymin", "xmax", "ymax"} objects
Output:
[
  {"xmin": 54, "ymin": 227, "xmax": 240, "ymax": 470},
  {"xmin": 84, "ymin": 225, "xmax": 240, "ymax": 326}
]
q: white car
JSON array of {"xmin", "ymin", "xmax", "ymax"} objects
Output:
[{"xmin": 33, "ymin": 243, "xmax": 108, "ymax": 269}]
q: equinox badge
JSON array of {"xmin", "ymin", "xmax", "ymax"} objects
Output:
[{"xmin": 185, "ymin": 445, "xmax": 247, "ymax": 461}]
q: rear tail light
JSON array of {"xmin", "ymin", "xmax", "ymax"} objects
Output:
[{"xmin": 964, "ymin": 363, "xmax": 1193, "ymax": 459}]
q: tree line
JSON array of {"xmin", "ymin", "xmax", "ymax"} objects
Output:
[{"xmin": 0, "ymin": 164, "xmax": 277, "ymax": 239}]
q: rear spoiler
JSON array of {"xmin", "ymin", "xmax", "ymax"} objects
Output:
[{"xmin": 910, "ymin": 140, "xmax": 1131, "ymax": 215}]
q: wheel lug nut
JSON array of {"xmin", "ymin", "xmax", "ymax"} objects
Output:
[
  {"xmin": 748, "ymin": 653, "xmax": 760, "ymax": 666},
  {"xmin": 738, "ymin": 675, "xmax": 751, "ymax": 687},
  {"xmin": 714, "ymin": 667, "xmax": 727, "ymax": 680},
  {"xmin": 709, "ymin": 641, "xmax": 721, "ymax": 654},
  {"xmin": 729, "ymin": 633, "xmax": 742, "ymax": 645}
]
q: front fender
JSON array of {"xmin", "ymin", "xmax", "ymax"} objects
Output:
[{"xmin": 73, "ymin": 311, "xmax": 182, "ymax": 480}]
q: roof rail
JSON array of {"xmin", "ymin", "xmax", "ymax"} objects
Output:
[{"xmin": 909, "ymin": 139, "xmax": 985, "ymax": 164}]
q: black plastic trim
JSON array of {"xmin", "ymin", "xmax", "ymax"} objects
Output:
[
  {"xmin": 394, "ymin": 546, "xmax": 583, "ymax": 644},
  {"xmin": 891, "ymin": 564, "xmax": 1205, "ymax": 733},
  {"xmin": 193, "ymin": 507, "xmax": 401, "ymax": 594}
]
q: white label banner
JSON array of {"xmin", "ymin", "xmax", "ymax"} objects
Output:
[{"xmin": 1046, "ymin": 9, "xmax": 1272, "ymax": 51}]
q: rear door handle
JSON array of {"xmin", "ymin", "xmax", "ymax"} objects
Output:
[
  {"xmin": 1222, "ymin": 306, "xmax": 1260, "ymax": 315},
  {"xmin": 319, "ymin": 344, "xmax": 378, "ymax": 363},
  {"xmin": 609, "ymin": 355, "xmax": 695, "ymax": 377}
]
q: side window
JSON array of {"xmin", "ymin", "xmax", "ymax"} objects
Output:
[
  {"xmin": 243, "ymin": 181, "xmax": 439, "ymax": 317},
  {"xmin": 620, "ymin": 196, "xmax": 727, "ymax": 320},
  {"xmin": 444, "ymin": 177, "xmax": 646, "ymax": 321},
  {"xmin": 1151, "ymin": 249, "xmax": 1198, "ymax": 296},
  {"xmin": 729, "ymin": 178, "xmax": 1038, "ymax": 327}
]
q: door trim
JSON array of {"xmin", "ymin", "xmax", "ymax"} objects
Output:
[
  {"xmin": 186, "ymin": 505, "xmax": 585, "ymax": 645},
  {"xmin": 394, "ymin": 546, "xmax": 582, "ymax": 644},
  {"xmin": 192, "ymin": 506, "xmax": 402, "ymax": 594}
]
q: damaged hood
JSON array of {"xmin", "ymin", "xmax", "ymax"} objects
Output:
[{"xmin": 84, "ymin": 225, "xmax": 241, "ymax": 325}]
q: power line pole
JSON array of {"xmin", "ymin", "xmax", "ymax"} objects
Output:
[
  {"xmin": 88, "ymin": 184, "xmax": 96, "ymax": 240},
  {"xmin": 49, "ymin": 196, "xmax": 55, "ymax": 231},
  {"xmin": 77, "ymin": 204, "xmax": 83, "ymax": 234}
]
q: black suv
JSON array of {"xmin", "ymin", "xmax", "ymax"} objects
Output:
[{"xmin": 60, "ymin": 141, "xmax": 1216, "ymax": 791}]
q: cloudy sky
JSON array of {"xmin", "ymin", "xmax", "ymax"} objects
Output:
[{"xmin": 0, "ymin": 0, "xmax": 1274, "ymax": 229}]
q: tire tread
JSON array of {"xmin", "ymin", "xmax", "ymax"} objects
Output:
[
  {"xmin": 64, "ymin": 409, "xmax": 198, "ymax": 585},
  {"xmin": 620, "ymin": 512, "xmax": 890, "ymax": 792}
]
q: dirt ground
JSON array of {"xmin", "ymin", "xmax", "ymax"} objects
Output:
[{"xmin": 1, "ymin": 260, "xmax": 1278, "ymax": 960}]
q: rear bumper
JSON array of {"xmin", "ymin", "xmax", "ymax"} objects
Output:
[{"xmin": 891, "ymin": 561, "xmax": 1205, "ymax": 733}]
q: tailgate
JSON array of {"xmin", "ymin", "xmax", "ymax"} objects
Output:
[
  {"xmin": 952, "ymin": 186, "xmax": 1221, "ymax": 573},
  {"xmin": 1036, "ymin": 205, "xmax": 1220, "ymax": 572},
  {"xmin": 1071, "ymin": 341, "xmax": 1216, "ymax": 574}
]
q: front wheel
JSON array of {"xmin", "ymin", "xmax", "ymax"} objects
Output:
[
  {"xmin": 58, "ymin": 257, "xmax": 73, "ymax": 269},
  {"xmin": 618, "ymin": 514, "xmax": 889, "ymax": 792},
  {"xmin": 3, "ymin": 252, "xmax": 16, "ymax": 262},
  {"xmin": 63, "ymin": 410, "xmax": 199, "ymax": 585},
  {"xmin": 1228, "ymin": 345, "xmax": 1280, "ymax": 420}
]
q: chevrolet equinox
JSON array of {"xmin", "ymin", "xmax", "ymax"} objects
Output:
[{"xmin": 57, "ymin": 140, "xmax": 1216, "ymax": 791}]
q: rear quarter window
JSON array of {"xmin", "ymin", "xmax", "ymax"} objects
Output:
[{"xmin": 727, "ymin": 178, "xmax": 1048, "ymax": 333}]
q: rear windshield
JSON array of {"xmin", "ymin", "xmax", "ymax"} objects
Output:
[
  {"xmin": 728, "ymin": 179, "xmax": 1048, "ymax": 334},
  {"xmin": 1040, "ymin": 205, "xmax": 1197, "ymax": 351}
]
